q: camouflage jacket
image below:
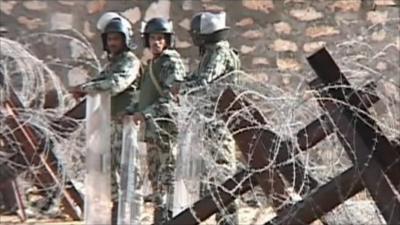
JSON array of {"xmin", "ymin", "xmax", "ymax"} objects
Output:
[
  {"xmin": 81, "ymin": 51, "xmax": 141, "ymax": 118},
  {"xmin": 186, "ymin": 40, "xmax": 240, "ymax": 88},
  {"xmin": 127, "ymin": 49, "xmax": 186, "ymax": 118}
]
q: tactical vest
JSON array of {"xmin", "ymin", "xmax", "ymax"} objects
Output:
[
  {"xmin": 111, "ymin": 86, "xmax": 135, "ymax": 118},
  {"xmin": 137, "ymin": 56, "xmax": 164, "ymax": 113}
]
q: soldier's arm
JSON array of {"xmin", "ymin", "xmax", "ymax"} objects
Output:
[
  {"xmin": 125, "ymin": 64, "xmax": 145, "ymax": 114},
  {"xmin": 141, "ymin": 58, "xmax": 186, "ymax": 118},
  {"xmin": 196, "ymin": 49, "xmax": 226, "ymax": 84},
  {"xmin": 81, "ymin": 59, "xmax": 140, "ymax": 96}
]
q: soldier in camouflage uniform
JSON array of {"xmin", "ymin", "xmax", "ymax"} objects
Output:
[
  {"xmin": 186, "ymin": 11, "xmax": 241, "ymax": 225},
  {"xmin": 71, "ymin": 13, "xmax": 140, "ymax": 224},
  {"xmin": 127, "ymin": 17, "xmax": 186, "ymax": 224}
]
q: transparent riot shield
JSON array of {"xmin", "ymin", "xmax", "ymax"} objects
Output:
[
  {"xmin": 84, "ymin": 93, "xmax": 112, "ymax": 224},
  {"xmin": 173, "ymin": 117, "xmax": 203, "ymax": 216},
  {"xmin": 117, "ymin": 117, "xmax": 143, "ymax": 225}
]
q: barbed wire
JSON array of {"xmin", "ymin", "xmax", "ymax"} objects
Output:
[{"xmin": 0, "ymin": 15, "xmax": 399, "ymax": 224}]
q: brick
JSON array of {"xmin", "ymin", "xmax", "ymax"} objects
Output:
[
  {"xmin": 305, "ymin": 26, "xmax": 340, "ymax": 38},
  {"xmin": 252, "ymin": 57, "xmax": 269, "ymax": 66},
  {"xmin": 144, "ymin": 0, "xmax": 170, "ymax": 20},
  {"xmin": 86, "ymin": 0, "xmax": 106, "ymax": 14},
  {"xmin": 242, "ymin": 0, "xmax": 274, "ymax": 14},
  {"xmin": 58, "ymin": 1, "xmax": 75, "ymax": 6},
  {"xmin": 284, "ymin": 0, "xmax": 305, "ymax": 3},
  {"xmin": 203, "ymin": 4, "xmax": 224, "ymax": 11},
  {"xmin": 179, "ymin": 18, "xmax": 191, "ymax": 31},
  {"xmin": 270, "ymin": 39, "xmax": 298, "ymax": 52},
  {"xmin": 374, "ymin": 0, "xmax": 397, "ymax": 6},
  {"xmin": 241, "ymin": 30, "xmax": 263, "ymax": 39},
  {"xmin": 303, "ymin": 41, "xmax": 326, "ymax": 53},
  {"xmin": 0, "ymin": 1, "xmax": 17, "ymax": 15},
  {"xmin": 240, "ymin": 45, "xmax": 256, "ymax": 54},
  {"xmin": 122, "ymin": 7, "xmax": 141, "ymax": 25},
  {"xmin": 274, "ymin": 21, "xmax": 292, "ymax": 34},
  {"xmin": 23, "ymin": 0, "xmax": 48, "ymax": 11},
  {"xmin": 367, "ymin": 11, "xmax": 388, "ymax": 25},
  {"xmin": 17, "ymin": 16, "xmax": 45, "ymax": 30},
  {"xmin": 277, "ymin": 58, "xmax": 302, "ymax": 71},
  {"xmin": 330, "ymin": 0, "xmax": 361, "ymax": 12},
  {"xmin": 289, "ymin": 7, "xmax": 323, "ymax": 21},
  {"xmin": 236, "ymin": 18, "xmax": 254, "ymax": 27},
  {"xmin": 182, "ymin": 0, "xmax": 193, "ymax": 11},
  {"xmin": 51, "ymin": 13, "xmax": 73, "ymax": 30}
]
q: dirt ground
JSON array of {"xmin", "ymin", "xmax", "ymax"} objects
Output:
[{"xmin": 0, "ymin": 203, "xmax": 277, "ymax": 225}]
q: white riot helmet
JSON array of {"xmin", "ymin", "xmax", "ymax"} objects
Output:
[
  {"xmin": 190, "ymin": 11, "xmax": 230, "ymax": 46},
  {"xmin": 97, "ymin": 12, "xmax": 135, "ymax": 52}
]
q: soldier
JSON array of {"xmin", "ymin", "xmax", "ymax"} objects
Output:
[
  {"xmin": 186, "ymin": 11, "xmax": 241, "ymax": 225},
  {"xmin": 70, "ymin": 12, "xmax": 141, "ymax": 224},
  {"xmin": 127, "ymin": 17, "xmax": 186, "ymax": 224}
]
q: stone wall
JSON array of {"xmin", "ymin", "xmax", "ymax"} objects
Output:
[{"xmin": 0, "ymin": 0, "xmax": 399, "ymax": 88}]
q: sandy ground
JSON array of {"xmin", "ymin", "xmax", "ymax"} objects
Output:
[{"xmin": 0, "ymin": 203, "xmax": 277, "ymax": 225}]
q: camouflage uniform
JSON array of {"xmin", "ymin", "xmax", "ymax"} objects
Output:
[
  {"xmin": 81, "ymin": 51, "xmax": 141, "ymax": 203},
  {"xmin": 127, "ymin": 49, "xmax": 186, "ymax": 224},
  {"xmin": 187, "ymin": 40, "xmax": 240, "ymax": 225}
]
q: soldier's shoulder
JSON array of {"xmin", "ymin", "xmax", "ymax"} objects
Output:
[
  {"xmin": 161, "ymin": 49, "xmax": 182, "ymax": 60},
  {"xmin": 116, "ymin": 51, "xmax": 139, "ymax": 64},
  {"xmin": 159, "ymin": 49, "xmax": 184, "ymax": 68},
  {"xmin": 124, "ymin": 51, "xmax": 140, "ymax": 61}
]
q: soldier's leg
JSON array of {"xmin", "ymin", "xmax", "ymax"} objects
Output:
[
  {"xmin": 110, "ymin": 122, "xmax": 123, "ymax": 224},
  {"xmin": 202, "ymin": 128, "xmax": 238, "ymax": 225},
  {"xmin": 146, "ymin": 134, "xmax": 176, "ymax": 225}
]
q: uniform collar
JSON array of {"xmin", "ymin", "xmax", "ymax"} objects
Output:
[
  {"xmin": 203, "ymin": 40, "xmax": 230, "ymax": 50},
  {"xmin": 109, "ymin": 51, "xmax": 130, "ymax": 62},
  {"xmin": 150, "ymin": 49, "xmax": 176, "ymax": 63}
]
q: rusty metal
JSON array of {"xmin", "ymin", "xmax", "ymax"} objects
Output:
[
  {"xmin": 308, "ymin": 48, "xmax": 400, "ymax": 223},
  {"xmin": 217, "ymin": 88, "xmax": 290, "ymax": 207},
  {"xmin": 1, "ymin": 87, "xmax": 83, "ymax": 220},
  {"xmin": 218, "ymin": 88, "xmax": 322, "ymax": 196},
  {"xmin": 51, "ymin": 98, "xmax": 86, "ymax": 135},
  {"xmin": 272, "ymin": 141, "xmax": 318, "ymax": 195},
  {"xmin": 308, "ymin": 48, "xmax": 400, "ymax": 188},
  {"xmin": 297, "ymin": 80, "xmax": 379, "ymax": 150},
  {"xmin": 3, "ymin": 103, "xmax": 81, "ymax": 220},
  {"xmin": 11, "ymin": 180, "xmax": 27, "ymax": 221},
  {"xmin": 0, "ymin": 179, "xmax": 26, "ymax": 221},
  {"xmin": 165, "ymin": 170, "xmax": 256, "ymax": 225},
  {"xmin": 265, "ymin": 166, "xmax": 363, "ymax": 225},
  {"xmin": 168, "ymin": 56, "xmax": 396, "ymax": 224}
]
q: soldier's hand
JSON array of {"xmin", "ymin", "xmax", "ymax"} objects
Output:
[{"xmin": 131, "ymin": 112, "xmax": 145, "ymax": 125}]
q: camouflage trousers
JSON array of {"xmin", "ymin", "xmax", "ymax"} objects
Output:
[
  {"xmin": 110, "ymin": 122, "xmax": 143, "ymax": 204},
  {"xmin": 146, "ymin": 120, "xmax": 177, "ymax": 225},
  {"xmin": 200, "ymin": 121, "xmax": 238, "ymax": 225}
]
